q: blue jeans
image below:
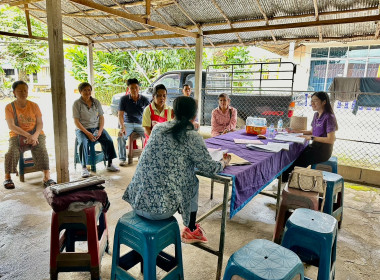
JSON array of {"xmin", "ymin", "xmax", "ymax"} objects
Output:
[
  {"xmin": 135, "ymin": 182, "xmax": 199, "ymax": 222},
  {"xmin": 117, "ymin": 123, "xmax": 145, "ymax": 161},
  {"xmin": 75, "ymin": 128, "xmax": 117, "ymax": 167}
]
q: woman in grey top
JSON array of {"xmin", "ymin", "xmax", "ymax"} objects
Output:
[
  {"xmin": 73, "ymin": 82, "xmax": 119, "ymax": 177},
  {"xmin": 123, "ymin": 96, "xmax": 231, "ymax": 244}
]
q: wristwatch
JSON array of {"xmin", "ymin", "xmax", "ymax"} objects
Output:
[{"xmin": 311, "ymin": 136, "xmax": 315, "ymax": 141}]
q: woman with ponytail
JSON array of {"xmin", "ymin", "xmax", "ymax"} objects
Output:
[{"xmin": 123, "ymin": 96, "xmax": 231, "ymax": 244}]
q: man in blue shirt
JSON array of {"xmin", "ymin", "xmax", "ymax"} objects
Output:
[{"xmin": 118, "ymin": 78, "xmax": 150, "ymax": 166}]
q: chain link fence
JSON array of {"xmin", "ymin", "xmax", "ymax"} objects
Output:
[{"xmin": 201, "ymin": 90, "xmax": 380, "ymax": 171}]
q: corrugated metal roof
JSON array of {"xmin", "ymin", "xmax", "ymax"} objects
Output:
[{"xmin": 2, "ymin": 0, "xmax": 380, "ymax": 54}]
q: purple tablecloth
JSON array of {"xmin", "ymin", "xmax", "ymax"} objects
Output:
[{"xmin": 205, "ymin": 129, "xmax": 307, "ymax": 218}]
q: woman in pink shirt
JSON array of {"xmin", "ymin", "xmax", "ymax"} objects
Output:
[{"xmin": 211, "ymin": 93, "xmax": 237, "ymax": 137}]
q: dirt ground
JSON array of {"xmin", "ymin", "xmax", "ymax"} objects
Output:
[{"xmin": 0, "ymin": 94, "xmax": 379, "ymax": 280}]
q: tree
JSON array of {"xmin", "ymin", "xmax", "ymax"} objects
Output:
[{"xmin": 0, "ymin": 6, "xmax": 48, "ymax": 81}]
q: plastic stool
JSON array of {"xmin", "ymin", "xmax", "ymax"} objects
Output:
[
  {"xmin": 312, "ymin": 156, "xmax": 338, "ymax": 174},
  {"xmin": 74, "ymin": 137, "xmax": 106, "ymax": 172},
  {"xmin": 110, "ymin": 211, "xmax": 184, "ymax": 280},
  {"xmin": 223, "ymin": 239, "xmax": 304, "ymax": 280},
  {"xmin": 50, "ymin": 205, "xmax": 109, "ymax": 280},
  {"xmin": 127, "ymin": 132, "xmax": 144, "ymax": 164},
  {"xmin": 322, "ymin": 171, "xmax": 344, "ymax": 228},
  {"xmin": 273, "ymin": 186, "xmax": 319, "ymax": 244},
  {"xmin": 19, "ymin": 150, "xmax": 36, "ymax": 182},
  {"xmin": 281, "ymin": 208, "xmax": 338, "ymax": 280}
]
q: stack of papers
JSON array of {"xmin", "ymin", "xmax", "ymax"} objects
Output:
[
  {"xmin": 274, "ymin": 134, "xmax": 306, "ymax": 144},
  {"xmin": 234, "ymin": 139, "xmax": 263, "ymax": 145},
  {"xmin": 229, "ymin": 153, "xmax": 251, "ymax": 166},
  {"xmin": 247, "ymin": 142, "xmax": 289, "ymax": 153}
]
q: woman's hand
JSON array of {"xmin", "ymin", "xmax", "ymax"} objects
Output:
[
  {"xmin": 95, "ymin": 129, "xmax": 103, "ymax": 140},
  {"xmin": 220, "ymin": 153, "xmax": 231, "ymax": 168},
  {"xmin": 27, "ymin": 133, "xmax": 39, "ymax": 146}
]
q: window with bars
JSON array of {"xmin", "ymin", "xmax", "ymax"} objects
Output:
[{"xmin": 308, "ymin": 45, "xmax": 380, "ymax": 91}]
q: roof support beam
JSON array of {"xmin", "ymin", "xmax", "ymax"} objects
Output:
[
  {"xmin": 0, "ymin": 30, "xmax": 87, "ymax": 45},
  {"xmin": 68, "ymin": 0, "xmax": 196, "ymax": 38},
  {"xmin": 203, "ymin": 15, "xmax": 380, "ymax": 35},
  {"xmin": 145, "ymin": 0, "xmax": 151, "ymax": 21},
  {"xmin": 24, "ymin": 4, "xmax": 32, "ymax": 37},
  {"xmin": 313, "ymin": 0, "xmax": 323, "ymax": 41},
  {"xmin": 95, "ymin": 33, "xmax": 184, "ymax": 43},
  {"xmin": 210, "ymin": 0, "xmax": 244, "ymax": 45},
  {"xmin": 254, "ymin": 0, "xmax": 276, "ymax": 42}
]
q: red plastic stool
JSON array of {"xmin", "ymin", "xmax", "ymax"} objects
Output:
[
  {"xmin": 127, "ymin": 132, "xmax": 144, "ymax": 164},
  {"xmin": 273, "ymin": 186, "xmax": 319, "ymax": 244},
  {"xmin": 50, "ymin": 205, "xmax": 109, "ymax": 280}
]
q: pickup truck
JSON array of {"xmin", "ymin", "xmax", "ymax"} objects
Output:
[{"xmin": 111, "ymin": 62, "xmax": 297, "ymax": 127}]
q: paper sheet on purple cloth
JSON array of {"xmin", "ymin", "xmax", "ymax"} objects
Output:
[{"xmin": 205, "ymin": 129, "xmax": 307, "ymax": 218}]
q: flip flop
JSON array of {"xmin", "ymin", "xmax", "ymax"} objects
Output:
[
  {"xmin": 43, "ymin": 179, "xmax": 56, "ymax": 188},
  {"xmin": 3, "ymin": 179, "xmax": 15, "ymax": 189}
]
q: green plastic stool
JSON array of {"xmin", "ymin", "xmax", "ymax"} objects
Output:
[
  {"xmin": 110, "ymin": 211, "xmax": 184, "ymax": 280},
  {"xmin": 223, "ymin": 239, "xmax": 304, "ymax": 280}
]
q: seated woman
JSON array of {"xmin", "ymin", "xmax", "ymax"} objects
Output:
[
  {"xmin": 282, "ymin": 91, "xmax": 338, "ymax": 183},
  {"xmin": 142, "ymin": 84, "xmax": 173, "ymax": 145},
  {"xmin": 123, "ymin": 96, "xmax": 231, "ymax": 243},
  {"xmin": 73, "ymin": 82, "xmax": 119, "ymax": 178},
  {"xmin": 211, "ymin": 93, "xmax": 237, "ymax": 137},
  {"xmin": 4, "ymin": 81, "xmax": 56, "ymax": 189}
]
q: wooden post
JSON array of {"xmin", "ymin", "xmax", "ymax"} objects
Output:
[
  {"xmin": 194, "ymin": 34, "xmax": 203, "ymax": 123},
  {"xmin": 288, "ymin": 41, "xmax": 295, "ymax": 62},
  {"xmin": 46, "ymin": 0, "xmax": 70, "ymax": 183},
  {"xmin": 87, "ymin": 39, "xmax": 94, "ymax": 85}
]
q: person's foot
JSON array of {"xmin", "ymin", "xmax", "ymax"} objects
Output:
[
  {"xmin": 43, "ymin": 179, "xmax": 56, "ymax": 188},
  {"xmin": 119, "ymin": 161, "xmax": 128, "ymax": 167},
  {"xmin": 3, "ymin": 179, "xmax": 15, "ymax": 189},
  {"xmin": 81, "ymin": 168, "xmax": 90, "ymax": 178},
  {"xmin": 181, "ymin": 224, "xmax": 208, "ymax": 244},
  {"xmin": 107, "ymin": 164, "xmax": 120, "ymax": 172}
]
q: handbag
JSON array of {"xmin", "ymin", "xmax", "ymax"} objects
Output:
[
  {"xmin": 11, "ymin": 102, "xmax": 35, "ymax": 152},
  {"xmin": 288, "ymin": 166, "xmax": 326, "ymax": 211}
]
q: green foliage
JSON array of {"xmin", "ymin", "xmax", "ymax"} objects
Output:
[
  {"xmin": 65, "ymin": 45, "xmax": 251, "ymax": 105},
  {"xmin": 0, "ymin": 6, "xmax": 48, "ymax": 76}
]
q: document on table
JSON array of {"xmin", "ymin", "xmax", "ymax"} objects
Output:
[
  {"xmin": 233, "ymin": 138, "xmax": 263, "ymax": 145},
  {"xmin": 274, "ymin": 134, "xmax": 306, "ymax": 144},
  {"xmin": 246, "ymin": 142, "xmax": 289, "ymax": 153},
  {"xmin": 207, "ymin": 148, "xmax": 228, "ymax": 161},
  {"xmin": 229, "ymin": 153, "xmax": 251, "ymax": 166}
]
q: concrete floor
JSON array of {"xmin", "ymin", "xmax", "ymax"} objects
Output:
[
  {"xmin": 0, "ymin": 157, "xmax": 380, "ymax": 280},
  {"xmin": 0, "ymin": 95, "xmax": 379, "ymax": 279}
]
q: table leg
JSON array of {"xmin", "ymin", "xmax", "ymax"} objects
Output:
[
  {"xmin": 216, "ymin": 180, "xmax": 229, "ymax": 280},
  {"xmin": 275, "ymin": 174, "xmax": 282, "ymax": 219}
]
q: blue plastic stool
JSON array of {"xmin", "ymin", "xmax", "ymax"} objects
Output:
[
  {"xmin": 223, "ymin": 239, "xmax": 304, "ymax": 280},
  {"xmin": 281, "ymin": 208, "xmax": 338, "ymax": 280},
  {"xmin": 74, "ymin": 137, "xmax": 106, "ymax": 172},
  {"xmin": 312, "ymin": 156, "xmax": 338, "ymax": 174},
  {"xmin": 110, "ymin": 211, "xmax": 184, "ymax": 280},
  {"xmin": 19, "ymin": 150, "xmax": 36, "ymax": 182},
  {"xmin": 322, "ymin": 171, "xmax": 344, "ymax": 228}
]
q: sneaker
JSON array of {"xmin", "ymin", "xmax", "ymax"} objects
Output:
[
  {"xmin": 119, "ymin": 161, "xmax": 128, "ymax": 167},
  {"xmin": 107, "ymin": 164, "xmax": 120, "ymax": 172},
  {"xmin": 181, "ymin": 224, "xmax": 208, "ymax": 244},
  {"xmin": 81, "ymin": 168, "xmax": 90, "ymax": 178}
]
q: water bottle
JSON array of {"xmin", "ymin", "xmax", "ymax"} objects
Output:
[
  {"xmin": 268, "ymin": 123, "xmax": 274, "ymax": 139},
  {"xmin": 93, "ymin": 129, "xmax": 99, "ymax": 137},
  {"xmin": 277, "ymin": 118, "xmax": 283, "ymax": 132}
]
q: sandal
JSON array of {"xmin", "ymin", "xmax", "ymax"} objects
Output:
[
  {"xmin": 43, "ymin": 179, "xmax": 56, "ymax": 188},
  {"xmin": 3, "ymin": 179, "xmax": 15, "ymax": 189}
]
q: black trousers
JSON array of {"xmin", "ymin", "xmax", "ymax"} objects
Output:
[{"xmin": 282, "ymin": 141, "xmax": 333, "ymax": 182}]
